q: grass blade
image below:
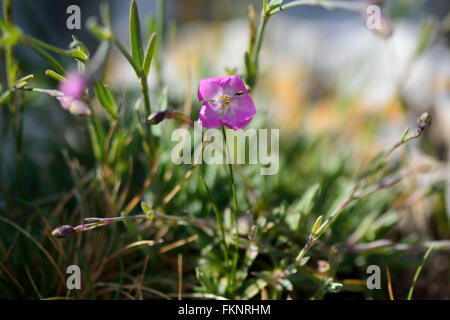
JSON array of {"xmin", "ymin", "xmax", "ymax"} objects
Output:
[
  {"xmin": 94, "ymin": 80, "xmax": 117, "ymax": 118},
  {"xmin": 407, "ymin": 245, "xmax": 433, "ymax": 300}
]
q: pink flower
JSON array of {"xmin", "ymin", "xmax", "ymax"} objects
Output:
[
  {"xmin": 198, "ymin": 75, "xmax": 256, "ymax": 130},
  {"xmin": 58, "ymin": 96, "xmax": 91, "ymax": 117},
  {"xmin": 57, "ymin": 72, "xmax": 91, "ymax": 117},
  {"xmin": 58, "ymin": 72, "xmax": 88, "ymax": 100}
]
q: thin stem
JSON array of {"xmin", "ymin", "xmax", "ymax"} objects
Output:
[
  {"xmin": 221, "ymin": 125, "xmax": 239, "ymax": 295},
  {"xmin": 407, "ymin": 245, "xmax": 433, "ymax": 300},
  {"xmin": 28, "ymin": 44, "xmax": 66, "ymax": 75},
  {"xmin": 23, "ymin": 35, "xmax": 73, "ymax": 58},
  {"xmin": 269, "ymin": 0, "xmax": 365, "ymax": 15},
  {"xmin": 292, "ymin": 117, "xmax": 431, "ymax": 268},
  {"xmin": 111, "ymin": 36, "xmax": 153, "ymax": 155},
  {"xmin": 200, "ymin": 175, "xmax": 231, "ymax": 293},
  {"xmin": 251, "ymin": 12, "xmax": 269, "ymax": 80},
  {"xmin": 3, "ymin": 0, "xmax": 15, "ymax": 87},
  {"xmin": 200, "ymin": 175, "xmax": 230, "ymax": 264},
  {"xmin": 140, "ymin": 74, "xmax": 153, "ymax": 155},
  {"xmin": 111, "ymin": 37, "xmax": 141, "ymax": 77},
  {"xmin": 16, "ymin": 93, "xmax": 25, "ymax": 197},
  {"xmin": 52, "ymin": 210, "xmax": 215, "ymax": 238},
  {"xmin": 294, "ymin": 166, "xmax": 418, "ymax": 266},
  {"xmin": 343, "ymin": 241, "xmax": 447, "ymax": 254},
  {"xmin": 140, "ymin": 74, "xmax": 151, "ymax": 118},
  {"xmin": 3, "ymin": 0, "xmax": 23, "ymax": 197}
]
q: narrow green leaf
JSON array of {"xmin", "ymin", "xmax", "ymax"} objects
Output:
[
  {"xmin": 129, "ymin": 0, "xmax": 144, "ymax": 69},
  {"xmin": 107, "ymin": 130, "xmax": 128, "ymax": 165},
  {"xmin": 94, "ymin": 80, "xmax": 117, "ymax": 118},
  {"xmin": 89, "ymin": 116, "xmax": 105, "ymax": 161},
  {"xmin": 414, "ymin": 17, "xmax": 439, "ymax": 59},
  {"xmin": 0, "ymin": 89, "xmax": 13, "ymax": 106},
  {"xmin": 89, "ymin": 122, "xmax": 102, "ymax": 161},
  {"xmin": 311, "ymin": 215, "xmax": 323, "ymax": 235},
  {"xmin": 29, "ymin": 44, "xmax": 65, "ymax": 75},
  {"xmin": 143, "ymin": 32, "xmax": 157, "ymax": 77},
  {"xmin": 141, "ymin": 202, "xmax": 151, "ymax": 214}
]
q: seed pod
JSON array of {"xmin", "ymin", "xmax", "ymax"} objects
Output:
[{"xmin": 147, "ymin": 109, "xmax": 193, "ymax": 126}]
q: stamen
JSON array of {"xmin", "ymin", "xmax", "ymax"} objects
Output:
[{"xmin": 219, "ymin": 95, "xmax": 231, "ymax": 108}]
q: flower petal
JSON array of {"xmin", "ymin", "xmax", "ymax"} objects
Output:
[
  {"xmin": 58, "ymin": 96, "xmax": 91, "ymax": 117},
  {"xmin": 198, "ymin": 102, "xmax": 222, "ymax": 129},
  {"xmin": 58, "ymin": 72, "xmax": 88, "ymax": 99},
  {"xmin": 197, "ymin": 77, "xmax": 223, "ymax": 102},
  {"xmin": 222, "ymin": 94, "xmax": 256, "ymax": 130},
  {"xmin": 219, "ymin": 75, "xmax": 248, "ymax": 97}
]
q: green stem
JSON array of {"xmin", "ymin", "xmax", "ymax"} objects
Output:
[
  {"xmin": 23, "ymin": 35, "xmax": 73, "ymax": 58},
  {"xmin": 199, "ymin": 176, "xmax": 230, "ymax": 268},
  {"xmin": 221, "ymin": 125, "xmax": 239, "ymax": 295},
  {"xmin": 251, "ymin": 12, "xmax": 269, "ymax": 74},
  {"xmin": 111, "ymin": 37, "xmax": 141, "ymax": 77},
  {"xmin": 3, "ymin": 0, "xmax": 15, "ymax": 87},
  {"xmin": 407, "ymin": 245, "xmax": 433, "ymax": 300},
  {"xmin": 16, "ymin": 93, "xmax": 25, "ymax": 197},
  {"xmin": 3, "ymin": 0, "xmax": 23, "ymax": 197},
  {"xmin": 269, "ymin": 0, "xmax": 365, "ymax": 15},
  {"xmin": 28, "ymin": 43, "xmax": 66, "ymax": 75},
  {"xmin": 111, "ymin": 36, "xmax": 153, "ymax": 155},
  {"xmin": 140, "ymin": 74, "xmax": 151, "ymax": 118},
  {"xmin": 140, "ymin": 67, "xmax": 153, "ymax": 157}
]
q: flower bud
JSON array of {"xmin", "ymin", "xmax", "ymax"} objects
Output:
[
  {"xmin": 147, "ymin": 110, "xmax": 172, "ymax": 125},
  {"xmin": 148, "ymin": 110, "xmax": 193, "ymax": 126},
  {"xmin": 417, "ymin": 112, "xmax": 432, "ymax": 133},
  {"xmin": 52, "ymin": 225, "xmax": 75, "ymax": 239}
]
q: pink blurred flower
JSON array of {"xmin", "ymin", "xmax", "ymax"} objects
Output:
[
  {"xmin": 198, "ymin": 75, "xmax": 256, "ymax": 130},
  {"xmin": 57, "ymin": 72, "xmax": 91, "ymax": 117},
  {"xmin": 58, "ymin": 72, "xmax": 88, "ymax": 99},
  {"xmin": 58, "ymin": 96, "xmax": 91, "ymax": 117}
]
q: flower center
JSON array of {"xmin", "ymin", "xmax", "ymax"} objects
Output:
[{"xmin": 219, "ymin": 95, "xmax": 231, "ymax": 108}]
